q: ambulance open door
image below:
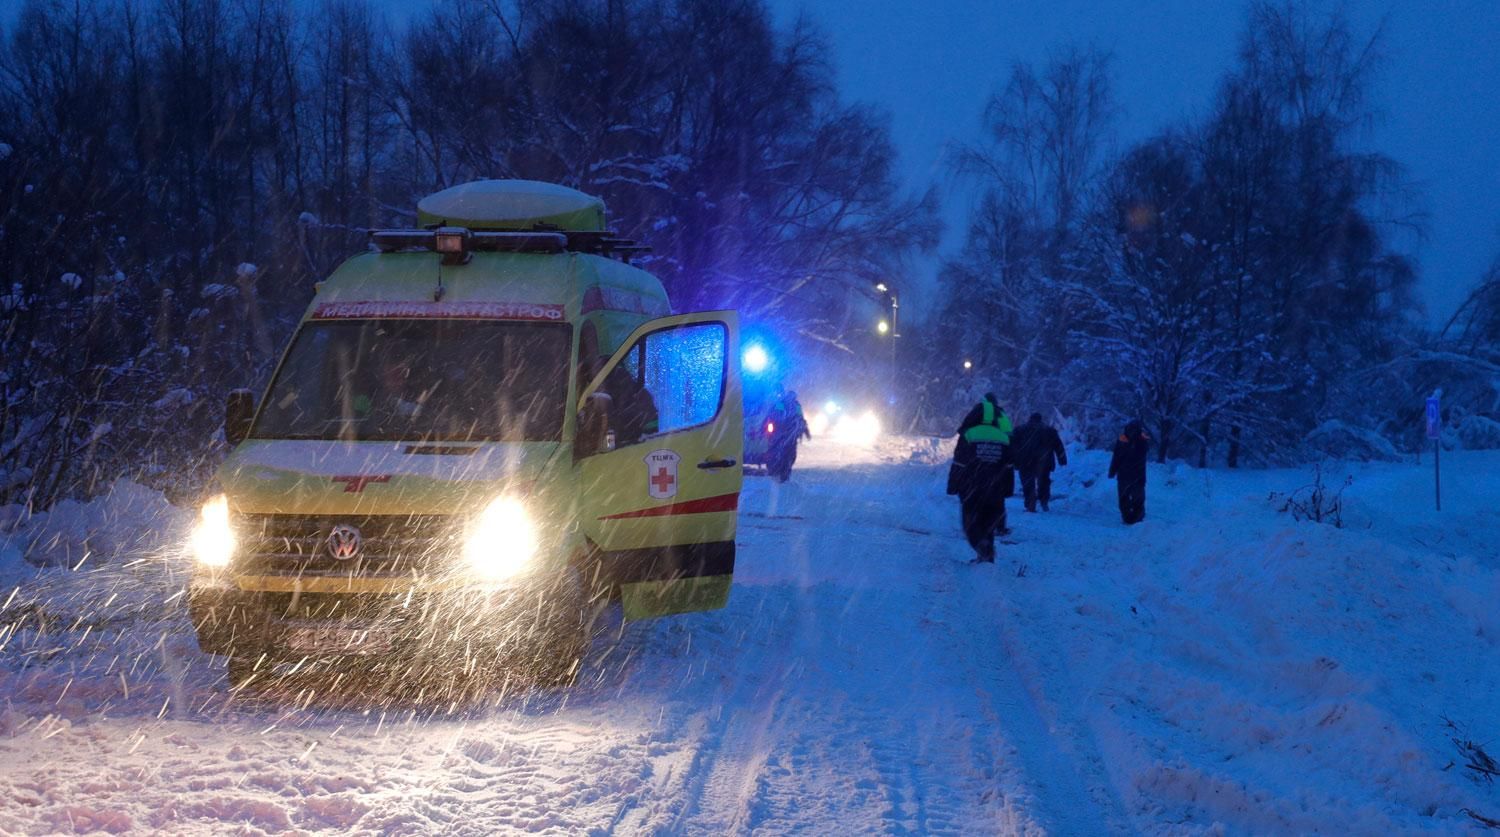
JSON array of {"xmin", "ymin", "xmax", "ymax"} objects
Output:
[{"xmin": 575, "ymin": 311, "xmax": 742, "ymax": 618}]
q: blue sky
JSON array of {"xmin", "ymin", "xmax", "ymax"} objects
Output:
[
  {"xmin": 764, "ymin": 0, "xmax": 1500, "ymax": 325},
  {"xmin": 4, "ymin": 0, "xmax": 1492, "ymax": 324}
]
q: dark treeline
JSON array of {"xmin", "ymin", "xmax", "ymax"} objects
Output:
[
  {"xmin": 916, "ymin": 2, "xmax": 1500, "ymax": 465},
  {"xmin": 0, "ymin": 0, "xmax": 937, "ymax": 507},
  {"xmin": 4, "ymin": 0, "xmax": 1497, "ymax": 508}
]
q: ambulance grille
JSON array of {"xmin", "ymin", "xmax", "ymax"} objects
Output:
[{"xmin": 233, "ymin": 514, "xmax": 460, "ymax": 578}]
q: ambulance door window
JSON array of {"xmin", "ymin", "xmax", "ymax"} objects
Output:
[
  {"xmin": 639, "ymin": 322, "xmax": 726, "ymax": 434},
  {"xmin": 602, "ymin": 321, "xmax": 726, "ymax": 447}
]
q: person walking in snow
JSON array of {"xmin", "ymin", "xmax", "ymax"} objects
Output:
[
  {"xmin": 947, "ymin": 393, "xmax": 1015, "ymax": 563},
  {"xmin": 766, "ymin": 390, "xmax": 811, "ymax": 482},
  {"xmin": 1107, "ymin": 419, "xmax": 1151, "ymax": 525},
  {"xmin": 1010, "ymin": 412, "xmax": 1067, "ymax": 512}
]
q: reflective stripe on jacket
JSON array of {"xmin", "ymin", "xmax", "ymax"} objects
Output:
[{"xmin": 963, "ymin": 400, "xmax": 1013, "ymax": 444}]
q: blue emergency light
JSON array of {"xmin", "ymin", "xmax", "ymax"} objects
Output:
[{"xmin": 742, "ymin": 343, "xmax": 771, "ymax": 375}]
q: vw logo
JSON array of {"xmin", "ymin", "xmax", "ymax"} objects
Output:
[{"xmin": 326, "ymin": 524, "xmax": 362, "ymax": 560}]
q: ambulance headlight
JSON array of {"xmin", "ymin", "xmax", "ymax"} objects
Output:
[
  {"xmin": 191, "ymin": 494, "xmax": 236, "ymax": 567},
  {"xmin": 464, "ymin": 496, "xmax": 538, "ymax": 580}
]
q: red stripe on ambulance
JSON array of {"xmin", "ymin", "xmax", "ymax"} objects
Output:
[{"xmin": 599, "ymin": 492, "xmax": 740, "ymax": 520}]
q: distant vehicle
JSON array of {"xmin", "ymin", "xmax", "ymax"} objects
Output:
[
  {"xmin": 743, "ymin": 391, "xmax": 811, "ymax": 481},
  {"xmin": 187, "ymin": 180, "xmax": 744, "ymax": 688},
  {"xmin": 737, "ymin": 339, "xmax": 781, "ymax": 474},
  {"xmin": 742, "ymin": 404, "xmax": 777, "ymax": 473}
]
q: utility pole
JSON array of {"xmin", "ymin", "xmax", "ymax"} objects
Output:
[
  {"xmin": 889, "ymin": 290, "xmax": 899, "ymax": 406},
  {"xmin": 875, "ymin": 283, "xmax": 899, "ymax": 412},
  {"xmin": 1425, "ymin": 390, "xmax": 1442, "ymax": 511}
]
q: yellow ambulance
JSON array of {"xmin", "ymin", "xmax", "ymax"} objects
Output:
[{"xmin": 186, "ymin": 180, "xmax": 743, "ymax": 686}]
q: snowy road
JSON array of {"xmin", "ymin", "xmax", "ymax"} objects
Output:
[{"xmin": 2, "ymin": 438, "xmax": 1498, "ymax": 834}]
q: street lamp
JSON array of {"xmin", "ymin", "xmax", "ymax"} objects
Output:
[
  {"xmin": 963, "ymin": 359, "xmax": 973, "ymax": 371},
  {"xmin": 873, "ymin": 283, "xmax": 900, "ymax": 414}
]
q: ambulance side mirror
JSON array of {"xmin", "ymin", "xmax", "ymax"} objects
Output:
[
  {"xmin": 224, "ymin": 389, "xmax": 255, "ymax": 446},
  {"xmin": 575, "ymin": 392, "xmax": 611, "ymax": 458}
]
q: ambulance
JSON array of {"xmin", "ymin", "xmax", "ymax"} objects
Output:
[{"xmin": 186, "ymin": 180, "xmax": 743, "ymax": 687}]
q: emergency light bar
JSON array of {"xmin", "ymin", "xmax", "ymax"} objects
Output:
[
  {"xmin": 370, "ymin": 227, "xmax": 650, "ymax": 262},
  {"xmin": 434, "ymin": 226, "xmax": 470, "ymax": 265},
  {"xmin": 372, "ymin": 229, "xmax": 565, "ymax": 255}
]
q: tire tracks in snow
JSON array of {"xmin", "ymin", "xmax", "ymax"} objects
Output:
[
  {"xmin": 769, "ymin": 472, "xmax": 1019, "ymax": 833},
  {"xmin": 661, "ymin": 580, "xmax": 804, "ymax": 834},
  {"xmin": 669, "ymin": 466, "xmax": 1045, "ymax": 834},
  {"xmin": 950, "ymin": 508, "xmax": 1135, "ymax": 835}
]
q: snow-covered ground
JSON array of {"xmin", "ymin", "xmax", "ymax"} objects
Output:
[{"xmin": 1, "ymin": 437, "xmax": 1497, "ymax": 834}]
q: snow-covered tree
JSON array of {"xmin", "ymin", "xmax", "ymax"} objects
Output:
[
  {"xmin": 0, "ymin": 0, "xmax": 934, "ymax": 507},
  {"xmin": 925, "ymin": 2, "xmax": 1422, "ymax": 463},
  {"xmin": 1070, "ymin": 135, "xmax": 1287, "ymax": 463}
]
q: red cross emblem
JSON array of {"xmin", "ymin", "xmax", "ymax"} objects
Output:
[
  {"xmin": 644, "ymin": 450, "xmax": 681, "ymax": 500},
  {"xmin": 651, "ymin": 467, "xmax": 675, "ymax": 494}
]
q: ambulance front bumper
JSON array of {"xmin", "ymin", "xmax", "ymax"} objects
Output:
[{"xmin": 188, "ymin": 569, "xmax": 571, "ymax": 659}]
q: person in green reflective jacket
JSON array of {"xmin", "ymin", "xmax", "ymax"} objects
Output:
[{"xmin": 946, "ymin": 393, "xmax": 1015, "ymax": 563}]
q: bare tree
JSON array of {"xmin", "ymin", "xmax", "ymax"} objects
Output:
[
  {"xmin": 956, "ymin": 46, "xmax": 1114, "ymax": 246},
  {"xmin": 0, "ymin": 0, "xmax": 936, "ymax": 507},
  {"xmin": 926, "ymin": 46, "xmax": 1115, "ymax": 426}
]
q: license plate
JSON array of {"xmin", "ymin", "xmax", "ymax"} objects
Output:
[{"xmin": 284, "ymin": 625, "xmax": 394, "ymax": 655}]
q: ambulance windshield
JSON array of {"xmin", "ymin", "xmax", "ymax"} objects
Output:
[{"xmin": 251, "ymin": 319, "xmax": 570, "ymax": 442}]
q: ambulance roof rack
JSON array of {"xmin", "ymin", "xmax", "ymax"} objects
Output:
[{"xmin": 369, "ymin": 226, "xmax": 650, "ymax": 263}]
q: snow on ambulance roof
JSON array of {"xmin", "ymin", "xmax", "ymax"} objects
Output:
[
  {"xmin": 315, "ymin": 250, "xmax": 574, "ymax": 307},
  {"xmin": 417, "ymin": 179, "xmax": 606, "ymax": 232}
]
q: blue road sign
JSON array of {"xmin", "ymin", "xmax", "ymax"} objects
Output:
[{"xmin": 1425, "ymin": 397, "xmax": 1441, "ymax": 440}]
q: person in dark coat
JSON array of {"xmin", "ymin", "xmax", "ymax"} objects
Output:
[
  {"xmin": 766, "ymin": 390, "xmax": 811, "ymax": 482},
  {"xmin": 1107, "ymin": 419, "xmax": 1151, "ymax": 525},
  {"xmin": 1010, "ymin": 413, "xmax": 1067, "ymax": 512},
  {"xmin": 601, "ymin": 363, "xmax": 659, "ymax": 447},
  {"xmin": 947, "ymin": 393, "xmax": 1014, "ymax": 563}
]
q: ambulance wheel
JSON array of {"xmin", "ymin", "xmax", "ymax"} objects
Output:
[
  {"xmin": 226, "ymin": 656, "xmax": 260, "ymax": 688},
  {"xmin": 533, "ymin": 643, "xmax": 582, "ymax": 688},
  {"xmin": 531, "ymin": 570, "xmax": 593, "ymax": 687}
]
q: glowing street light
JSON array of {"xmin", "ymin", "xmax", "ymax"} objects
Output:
[
  {"xmin": 876, "ymin": 319, "xmax": 890, "ymax": 335},
  {"xmin": 963, "ymin": 359, "xmax": 973, "ymax": 370},
  {"xmin": 875, "ymin": 282, "xmax": 888, "ymax": 293}
]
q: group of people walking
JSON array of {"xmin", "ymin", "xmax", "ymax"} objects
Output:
[{"xmin": 947, "ymin": 393, "xmax": 1151, "ymax": 563}]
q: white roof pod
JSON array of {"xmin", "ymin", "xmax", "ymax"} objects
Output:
[{"xmin": 416, "ymin": 180, "xmax": 607, "ymax": 232}]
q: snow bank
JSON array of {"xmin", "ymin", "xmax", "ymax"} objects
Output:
[
  {"xmin": 6, "ymin": 480, "xmax": 189, "ymax": 569},
  {"xmin": 0, "ymin": 481, "xmax": 193, "ymax": 722},
  {"xmin": 979, "ymin": 446, "xmax": 1500, "ymax": 833},
  {"xmin": 1304, "ymin": 419, "xmax": 1400, "ymax": 461},
  {"xmin": 1452, "ymin": 412, "xmax": 1500, "ymax": 450}
]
